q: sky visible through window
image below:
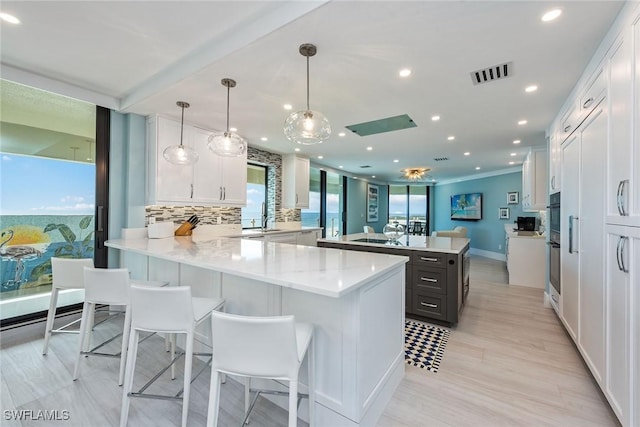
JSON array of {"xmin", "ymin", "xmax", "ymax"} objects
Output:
[{"xmin": 1, "ymin": 153, "xmax": 95, "ymax": 215}]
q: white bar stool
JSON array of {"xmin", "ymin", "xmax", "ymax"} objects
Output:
[
  {"xmin": 120, "ymin": 285, "xmax": 225, "ymax": 427},
  {"xmin": 42, "ymin": 257, "xmax": 94, "ymax": 355},
  {"xmin": 73, "ymin": 267, "xmax": 133, "ymax": 385},
  {"xmin": 206, "ymin": 311, "xmax": 315, "ymax": 427}
]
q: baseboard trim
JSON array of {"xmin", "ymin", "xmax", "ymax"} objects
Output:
[{"xmin": 469, "ymin": 248, "xmax": 506, "ymax": 262}]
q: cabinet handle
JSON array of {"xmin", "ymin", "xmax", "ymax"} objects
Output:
[
  {"xmin": 551, "ymin": 176, "xmax": 555, "ymax": 189},
  {"xmin": 420, "ymin": 277, "xmax": 438, "ymax": 283},
  {"xmin": 223, "ymin": 186, "xmax": 226, "ymax": 200},
  {"xmin": 617, "ymin": 236, "xmax": 629, "ymax": 273},
  {"xmin": 420, "ymin": 302, "xmax": 438, "ymax": 308},
  {"xmin": 582, "ymin": 97, "xmax": 594, "ymax": 109},
  {"xmin": 219, "ymin": 186, "xmax": 223, "ymax": 200},
  {"xmin": 190, "ymin": 184, "xmax": 194, "ymax": 199},
  {"xmin": 617, "ymin": 179, "xmax": 629, "ymax": 216},
  {"xmin": 568, "ymin": 215, "xmax": 578, "ymax": 254},
  {"xmin": 563, "ymin": 125, "xmax": 572, "ymax": 133},
  {"xmin": 420, "ymin": 257, "xmax": 439, "ymax": 262},
  {"xmin": 295, "ymin": 194, "xmax": 299, "ymax": 204}
]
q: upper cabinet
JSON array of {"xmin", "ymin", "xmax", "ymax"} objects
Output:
[
  {"xmin": 548, "ymin": 121, "xmax": 561, "ymax": 194},
  {"xmin": 146, "ymin": 115, "xmax": 247, "ymax": 207},
  {"xmin": 521, "ymin": 148, "xmax": 547, "ymax": 211},
  {"xmin": 282, "ymin": 154, "xmax": 310, "ymax": 209}
]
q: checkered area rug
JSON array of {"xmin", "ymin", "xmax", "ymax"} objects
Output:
[{"xmin": 404, "ymin": 320, "xmax": 451, "ymax": 373}]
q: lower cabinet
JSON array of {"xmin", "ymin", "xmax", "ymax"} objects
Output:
[{"xmin": 604, "ymin": 224, "xmax": 639, "ymax": 427}]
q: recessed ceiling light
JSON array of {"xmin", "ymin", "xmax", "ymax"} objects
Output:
[
  {"xmin": 294, "ymin": 147, "xmax": 300, "ymax": 152},
  {"xmin": 393, "ymin": 159, "xmax": 399, "ymax": 163},
  {"xmin": 372, "ymin": 175, "xmax": 376, "ymax": 178},
  {"xmin": 431, "ymin": 115, "xmax": 440, "ymax": 121},
  {"xmin": 229, "ymin": 127, "xmax": 238, "ymax": 132},
  {"xmin": 317, "ymin": 155, "xmax": 323, "ymax": 159},
  {"xmin": 475, "ymin": 166, "xmax": 481, "ymax": 170},
  {"xmin": 509, "ymin": 161, "xmax": 515, "ymax": 165},
  {"xmin": 510, "ymin": 152, "xmax": 517, "ymax": 156},
  {"xmin": 339, "ymin": 165, "xmax": 344, "ymax": 169},
  {"xmin": 432, "ymin": 178, "xmax": 436, "ymax": 182},
  {"xmin": 525, "ymin": 85, "xmax": 538, "ymax": 93},
  {"xmin": 0, "ymin": 12, "xmax": 20, "ymax": 24},
  {"xmin": 541, "ymin": 8, "xmax": 562, "ymax": 22},
  {"xmin": 464, "ymin": 152, "xmax": 470, "ymax": 156},
  {"xmin": 283, "ymin": 104, "xmax": 293, "ymax": 110},
  {"xmin": 513, "ymin": 139, "xmax": 521, "ymax": 144},
  {"xmin": 399, "ymin": 68, "xmax": 412, "ymax": 78},
  {"xmin": 518, "ymin": 120, "xmax": 527, "ymax": 125},
  {"xmin": 338, "ymin": 132, "xmax": 346, "ymax": 137},
  {"xmin": 366, "ymin": 146, "xmax": 373, "ymax": 151},
  {"xmin": 260, "ymin": 137, "xmax": 268, "ymax": 141},
  {"xmin": 447, "ymin": 136, "xmax": 455, "ymax": 141}
]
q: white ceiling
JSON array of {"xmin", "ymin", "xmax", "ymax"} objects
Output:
[{"xmin": 0, "ymin": 1, "xmax": 625, "ymax": 183}]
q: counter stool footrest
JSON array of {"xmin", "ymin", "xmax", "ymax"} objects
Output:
[
  {"xmin": 128, "ymin": 392, "xmax": 182, "ymax": 402},
  {"xmin": 136, "ymin": 352, "xmax": 212, "ymax": 397}
]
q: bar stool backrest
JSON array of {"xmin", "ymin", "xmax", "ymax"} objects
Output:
[
  {"xmin": 210, "ymin": 311, "xmax": 299, "ymax": 379},
  {"xmin": 51, "ymin": 257, "xmax": 94, "ymax": 290},
  {"xmin": 129, "ymin": 285, "xmax": 194, "ymax": 333},
  {"xmin": 83, "ymin": 267, "xmax": 130, "ymax": 305}
]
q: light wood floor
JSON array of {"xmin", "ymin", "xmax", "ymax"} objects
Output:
[{"xmin": 0, "ymin": 256, "xmax": 618, "ymax": 426}]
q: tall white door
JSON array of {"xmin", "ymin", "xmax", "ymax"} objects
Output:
[
  {"xmin": 577, "ymin": 105, "xmax": 607, "ymax": 385},
  {"xmin": 561, "ymin": 133, "xmax": 580, "ymax": 341}
]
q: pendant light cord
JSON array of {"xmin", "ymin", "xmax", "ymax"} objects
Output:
[
  {"xmin": 226, "ymin": 84, "xmax": 231, "ymax": 133},
  {"xmin": 306, "ymin": 55, "xmax": 310, "ymax": 111},
  {"xmin": 179, "ymin": 104, "xmax": 185, "ymax": 147}
]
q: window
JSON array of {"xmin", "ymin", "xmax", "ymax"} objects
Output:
[
  {"xmin": 388, "ymin": 185, "xmax": 430, "ymax": 235},
  {"xmin": 241, "ymin": 163, "xmax": 267, "ymax": 229},
  {"xmin": 301, "ymin": 167, "xmax": 345, "ymax": 237},
  {"xmin": 301, "ymin": 168, "xmax": 321, "ymax": 227}
]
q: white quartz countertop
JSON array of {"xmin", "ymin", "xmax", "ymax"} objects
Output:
[
  {"xmin": 234, "ymin": 227, "xmax": 322, "ymax": 237},
  {"xmin": 318, "ymin": 233, "xmax": 470, "ymax": 254},
  {"xmin": 106, "ymin": 235, "xmax": 407, "ymax": 298}
]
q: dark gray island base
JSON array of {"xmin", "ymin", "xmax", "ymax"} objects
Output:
[{"xmin": 318, "ymin": 233, "xmax": 470, "ymax": 326}]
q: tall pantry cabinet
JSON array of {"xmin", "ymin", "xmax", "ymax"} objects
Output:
[{"xmin": 552, "ymin": 3, "xmax": 640, "ymax": 426}]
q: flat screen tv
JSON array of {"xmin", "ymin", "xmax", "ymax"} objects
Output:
[{"xmin": 450, "ymin": 192, "xmax": 482, "ymax": 220}]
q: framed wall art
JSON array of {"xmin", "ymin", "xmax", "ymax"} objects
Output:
[
  {"xmin": 367, "ymin": 184, "xmax": 379, "ymax": 222},
  {"xmin": 507, "ymin": 191, "xmax": 519, "ymax": 204},
  {"xmin": 499, "ymin": 207, "xmax": 510, "ymax": 219}
]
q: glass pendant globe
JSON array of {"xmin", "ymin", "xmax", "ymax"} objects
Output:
[
  {"xmin": 162, "ymin": 145, "xmax": 199, "ymax": 165},
  {"xmin": 207, "ymin": 131, "xmax": 247, "ymax": 157},
  {"xmin": 284, "ymin": 110, "xmax": 331, "ymax": 145}
]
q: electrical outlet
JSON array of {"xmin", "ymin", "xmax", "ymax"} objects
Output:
[
  {"xmin": 148, "ymin": 217, "xmax": 156, "ymax": 225},
  {"xmin": 498, "ymin": 244, "xmax": 502, "ymax": 250},
  {"xmin": 216, "ymin": 216, "xmax": 222, "ymax": 225}
]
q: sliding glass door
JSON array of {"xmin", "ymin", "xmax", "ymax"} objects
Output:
[{"xmin": 388, "ymin": 184, "xmax": 430, "ymax": 235}]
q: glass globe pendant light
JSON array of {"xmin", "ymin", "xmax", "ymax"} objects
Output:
[
  {"xmin": 208, "ymin": 78, "xmax": 247, "ymax": 157},
  {"xmin": 163, "ymin": 101, "xmax": 199, "ymax": 165},
  {"xmin": 284, "ymin": 43, "xmax": 331, "ymax": 145}
]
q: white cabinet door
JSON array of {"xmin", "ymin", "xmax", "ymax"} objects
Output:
[
  {"xmin": 606, "ymin": 33, "xmax": 637, "ymax": 227},
  {"xmin": 548, "ymin": 123, "xmax": 561, "ymax": 194},
  {"xmin": 577, "ymin": 104, "xmax": 607, "ymax": 386},
  {"xmin": 282, "ymin": 155, "xmax": 310, "ymax": 208},
  {"xmin": 219, "ymin": 151, "xmax": 247, "ymax": 206},
  {"xmin": 561, "ymin": 133, "xmax": 580, "ymax": 341},
  {"xmin": 522, "ymin": 148, "xmax": 547, "ymax": 211},
  {"xmin": 192, "ymin": 126, "xmax": 222, "ymax": 203},
  {"xmin": 605, "ymin": 224, "xmax": 638, "ymax": 427},
  {"xmin": 147, "ymin": 116, "xmax": 194, "ymax": 204}
]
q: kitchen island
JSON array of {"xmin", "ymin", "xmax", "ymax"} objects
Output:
[
  {"xmin": 318, "ymin": 233, "xmax": 470, "ymax": 325},
  {"xmin": 106, "ymin": 235, "xmax": 408, "ymax": 426}
]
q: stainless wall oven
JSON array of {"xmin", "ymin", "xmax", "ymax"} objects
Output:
[{"xmin": 548, "ymin": 192, "xmax": 561, "ymax": 297}]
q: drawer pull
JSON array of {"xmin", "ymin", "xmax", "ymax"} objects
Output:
[
  {"xmin": 420, "ymin": 302, "xmax": 438, "ymax": 308},
  {"xmin": 582, "ymin": 97, "xmax": 594, "ymax": 109},
  {"xmin": 420, "ymin": 277, "xmax": 438, "ymax": 283},
  {"xmin": 420, "ymin": 257, "xmax": 438, "ymax": 262},
  {"xmin": 563, "ymin": 125, "xmax": 571, "ymax": 133}
]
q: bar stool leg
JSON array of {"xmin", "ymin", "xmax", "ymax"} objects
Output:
[
  {"xmin": 170, "ymin": 333, "xmax": 176, "ymax": 380},
  {"xmin": 308, "ymin": 338, "xmax": 315, "ymax": 427},
  {"xmin": 181, "ymin": 332, "xmax": 194, "ymax": 427},
  {"xmin": 42, "ymin": 287, "xmax": 60, "ymax": 355},
  {"xmin": 288, "ymin": 377, "xmax": 298, "ymax": 427},
  {"xmin": 206, "ymin": 371, "xmax": 221, "ymax": 427},
  {"xmin": 244, "ymin": 377, "xmax": 251, "ymax": 424},
  {"xmin": 120, "ymin": 328, "xmax": 139, "ymax": 427},
  {"xmin": 73, "ymin": 301, "xmax": 93, "ymax": 380},
  {"xmin": 118, "ymin": 307, "xmax": 132, "ymax": 386}
]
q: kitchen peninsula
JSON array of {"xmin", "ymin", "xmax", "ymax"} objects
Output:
[
  {"xmin": 106, "ymin": 234, "xmax": 408, "ymax": 426},
  {"xmin": 318, "ymin": 233, "xmax": 470, "ymax": 325}
]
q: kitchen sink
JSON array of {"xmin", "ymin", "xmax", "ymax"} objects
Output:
[{"xmin": 261, "ymin": 229, "xmax": 282, "ymax": 232}]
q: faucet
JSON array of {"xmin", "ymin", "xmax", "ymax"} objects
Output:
[{"xmin": 261, "ymin": 202, "xmax": 268, "ymax": 231}]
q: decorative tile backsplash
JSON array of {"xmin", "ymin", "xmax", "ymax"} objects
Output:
[{"xmin": 146, "ymin": 145, "xmax": 301, "ymax": 225}]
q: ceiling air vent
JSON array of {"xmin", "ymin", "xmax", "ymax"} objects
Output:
[
  {"xmin": 433, "ymin": 157, "xmax": 449, "ymax": 162},
  {"xmin": 470, "ymin": 61, "xmax": 513, "ymax": 86},
  {"xmin": 359, "ymin": 165, "xmax": 372, "ymax": 168}
]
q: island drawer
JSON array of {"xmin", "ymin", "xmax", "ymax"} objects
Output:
[
  {"xmin": 412, "ymin": 252, "xmax": 446, "ymax": 267},
  {"xmin": 414, "ymin": 293, "xmax": 447, "ymax": 321},
  {"xmin": 413, "ymin": 266, "xmax": 446, "ymax": 294}
]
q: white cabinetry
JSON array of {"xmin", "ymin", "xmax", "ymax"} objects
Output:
[
  {"xmin": 147, "ymin": 115, "xmax": 247, "ymax": 206},
  {"xmin": 605, "ymin": 225, "xmax": 638, "ymax": 427},
  {"xmin": 282, "ymin": 154, "xmax": 310, "ymax": 208},
  {"xmin": 561, "ymin": 95, "xmax": 608, "ymax": 383},
  {"xmin": 506, "ymin": 234, "xmax": 545, "ymax": 288},
  {"xmin": 296, "ymin": 229, "xmax": 321, "ymax": 246},
  {"xmin": 548, "ymin": 121, "xmax": 561, "ymax": 193},
  {"xmin": 521, "ymin": 148, "xmax": 547, "ymax": 211}
]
